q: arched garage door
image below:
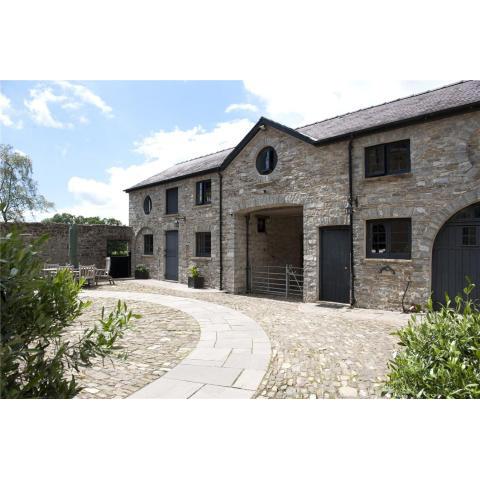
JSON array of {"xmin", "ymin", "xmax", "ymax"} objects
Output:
[{"xmin": 432, "ymin": 202, "xmax": 480, "ymax": 306}]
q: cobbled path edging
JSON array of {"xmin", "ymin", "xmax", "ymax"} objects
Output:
[{"xmin": 81, "ymin": 290, "xmax": 271, "ymax": 399}]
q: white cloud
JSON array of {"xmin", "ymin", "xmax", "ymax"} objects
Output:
[
  {"xmin": 63, "ymin": 118, "xmax": 253, "ymax": 223},
  {"xmin": 0, "ymin": 91, "xmax": 22, "ymax": 128},
  {"xmin": 225, "ymin": 103, "xmax": 259, "ymax": 113},
  {"xmin": 55, "ymin": 81, "xmax": 113, "ymax": 117},
  {"xmin": 24, "ymin": 87, "xmax": 72, "ymax": 128},
  {"xmin": 243, "ymin": 80, "xmax": 455, "ymax": 127},
  {"xmin": 24, "ymin": 81, "xmax": 113, "ymax": 128}
]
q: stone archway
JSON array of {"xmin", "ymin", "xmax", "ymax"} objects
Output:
[{"xmin": 233, "ymin": 193, "xmax": 307, "ymax": 215}]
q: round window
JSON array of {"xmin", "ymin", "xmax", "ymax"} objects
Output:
[
  {"xmin": 256, "ymin": 146, "xmax": 277, "ymax": 175},
  {"xmin": 143, "ymin": 195, "xmax": 152, "ymax": 215}
]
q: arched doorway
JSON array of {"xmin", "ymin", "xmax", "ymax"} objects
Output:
[{"xmin": 432, "ymin": 202, "xmax": 480, "ymax": 306}]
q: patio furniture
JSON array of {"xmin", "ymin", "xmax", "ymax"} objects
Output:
[
  {"xmin": 78, "ymin": 264, "xmax": 97, "ymax": 287},
  {"xmin": 44, "ymin": 263, "xmax": 60, "ymax": 269},
  {"xmin": 95, "ymin": 257, "xmax": 115, "ymax": 285}
]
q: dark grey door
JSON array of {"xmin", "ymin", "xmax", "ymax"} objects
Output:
[
  {"xmin": 320, "ymin": 227, "xmax": 351, "ymax": 303},
  {"xmin": 432, "ymin": 202, "xmax": 480, "ymax": 307},
  {"xmin": 165, "ymin": 230, "xmax": 178, "ymax": 281}
]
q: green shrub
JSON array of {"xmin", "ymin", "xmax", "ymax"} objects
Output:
[
  {"xmin": 135, "ymin": 264, "xmax": 149, "ymax": 273},
  {"xmin": 384, "ymin": 281, "xmax": 480, "ymax": 399},
  {"xmin": 0, "ymin": 229, "xmax": 140, "ymax": 398},
  {"xmin": 189, "ymin": 265, "xmax": 200, "ymax": 278}
]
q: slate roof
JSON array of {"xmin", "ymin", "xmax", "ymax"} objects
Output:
[
  {"xmin": 128, "ymin": 147, "xmax": 234, "ymax": 191},
  {"xmin": 126, "ymin": 81, "xmax": 480, "ymax": 192}
]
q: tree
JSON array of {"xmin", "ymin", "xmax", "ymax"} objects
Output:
[
  {"xmin": 42, "ymin": 212, "xmax": 122, "ymax": 226},
  {"xmin": 0, "ymin": 229, "xmax": 139, "ymax": 398},
  {"xmin": 0, "ymin": 145, "xmax": 54, "ymax": 223}
]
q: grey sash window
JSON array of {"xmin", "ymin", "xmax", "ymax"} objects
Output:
[
  {"xmin": 196, "ymin": 180, "xmax": 212, "ymax": 205},
  {"xmin": 144, "ymin": 234, "xmax": 153, "ymax": 255},
  {"xmin": 365, "ymin": 140, "xmax": 410, "ymax": 177},
  {"xmin": 166, "ymin": 187, "xmax": 178, "ymax": 214},
  {"xmin": 196, "ymin": 232, "xmax": 211, "ymax": 257},
  {"xmin": 367, "ymin": 218, "xmax": 411, "ymax": 259}
]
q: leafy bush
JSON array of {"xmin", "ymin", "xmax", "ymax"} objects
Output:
[
  {"xmin": 0, "ymin": 229, "xmax": 139, "ymax": 398},
  {"xmin": 189, "ymin": 265, "xmax": 200, "ymax": 278},
  {"xmin": 384, "ymin": 281, "xmax": 480, "ymax": 399},
  {"xmin": 135, "ymin": 264, "xmax": 149, "ymax": 273}
]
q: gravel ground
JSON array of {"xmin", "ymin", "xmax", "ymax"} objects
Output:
[
  {"xmin": 67, "ymin": 297, "xmax": 200, "ymax": 398},
  {"xmin": 95, "ymin": 280, "xmax": 407, "ymax": 398}
]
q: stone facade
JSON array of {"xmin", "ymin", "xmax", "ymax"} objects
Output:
[
  {"xmin": 1, "ymin": 222, "xmax": 133, "ymax": 269},
  {"xmin": 129, "ymin": 172, "xmax": 221, "ymax": 287},
  {"xmin": 128, "ymin": 110, "xmax": 480, "ymax": 310}
]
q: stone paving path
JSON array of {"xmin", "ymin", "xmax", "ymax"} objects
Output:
[
  {"xmin": 98, "ymin": 280, "xmax": 408, "ymax": 398},
  {"xmin": 82, "ymin": 290, "xmax": 271, "ymax": 399},
  {"xmin": 70, "ymin": 297, "xmax": 200, "ymax": 398}
]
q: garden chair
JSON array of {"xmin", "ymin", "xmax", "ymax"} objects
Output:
[
  {"xmin": 79, "ymin": 264, "xmax": 96, "ymax": 287},
  {"xmin": 95, "ymin": 257, "xmax": 115, "ymax": 285}
]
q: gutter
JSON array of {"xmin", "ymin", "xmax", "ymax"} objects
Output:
[
  {"xmin": 218, "ymin": 171, "xmax": 223, "ymax": 290},
  {"xmin": 348, "ymin": 136, "xmax": 356, "ymax": 307},
  {"xmin": 245, "ymin": 215, "xmax": 250, "ymax": 292}
]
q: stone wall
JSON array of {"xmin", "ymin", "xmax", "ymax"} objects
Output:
[
  {"xmin": 248, "ymin": 213, "xmax": 303, "ymax": 268},
  {"xmin": 0, "ymin": 222, "xmax": 69, "ymax": 264},
  {"xmin": 128, "ymin": 109, "xmax": 480, "ymax": 310},
  {"xmin": 1, "ymin": 222, "xmax": 133, "ymax": 269}
]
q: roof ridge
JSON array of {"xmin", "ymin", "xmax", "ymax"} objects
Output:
[
  {"xmin": 174, "ymin": 146, "xmax": 234, "ymax": 166},
  {"xmin": 294, "ymin": 80, "xmax": 467, "ymax": 132}
]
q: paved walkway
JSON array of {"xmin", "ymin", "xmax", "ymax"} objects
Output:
[
  {"xmin": 82, "ymin": 290, "xmax": 271, "ymax": 399},
  {"xmin": 98, "ymin": 280, "xmax": 408, "ymax": 398}
]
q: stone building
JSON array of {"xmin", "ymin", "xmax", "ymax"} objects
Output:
[{"xmin": 126, "ymin": 81, "xmax": 480, "ymax": 310}]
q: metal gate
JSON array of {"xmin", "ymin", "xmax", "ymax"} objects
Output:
[{"xmin": 249, "ymin": 265, "xmax": 304, "ymax": 298}]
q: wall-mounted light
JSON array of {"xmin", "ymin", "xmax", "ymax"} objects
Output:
[{"xmin": 344, "ymin": 201, "xmax": 353, "ymax": 216}]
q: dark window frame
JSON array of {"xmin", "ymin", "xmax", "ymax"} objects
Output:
[
  {"xmin": 143, "ymin": 195, "xmax": 152, "ymax": 215},
  {"xmin": 143, "ymin": 234, "xmax": 154, "ymax": 255},
  {"xmin": 365, "ymin": 139, "xmax": 411, "ymax": 178},
  {"xmin": 256, "ymin": 146, "xmax": 278, "ymax": 175},
  {"xmin": 462, "ymin": 226, "xmax": 477, "ymax": 246},
  {"xmin": 195, "ymin": 232, "xmax": 211, "ymax": 257},
  {"xmin": 195, "ymin": 179, "xmax": 212, "ymax": 205},
  {"xmin": 366, "ymin": 218, "xmax": 412, "ymax": 259},
  {"xmin": 257, "ymin": 217, "xmax": 266, "ymax": 233},
  {"xmin": 166, "ymin": 187, "xmax": 179, "ymax": 214}
]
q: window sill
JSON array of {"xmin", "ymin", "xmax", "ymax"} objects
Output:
[
  {"xmin": 363, "ymin": 257, "xmax": 412, "ymax": 263},
  {"xmin": 191, "ymin": 256, "xmax": 212, "ymax": 261},
  {"xmin": 194, "ymin": 203, "xmax": 212, "ymax": 208},
  {"xmin": 363, "ymin": 172, "xmax": 413, "ymax": 182},
  {"xmin": 141, "ymin": 254, "xmax": 154, "ymax": 257},
  {"xmin": 164, "ymin": 213, "xmax": 179, "ymax": 217}
]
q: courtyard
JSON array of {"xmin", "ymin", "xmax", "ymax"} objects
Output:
[{"xmin": 76, "ymin": 279, "xmax": 407, "ymax": 399}]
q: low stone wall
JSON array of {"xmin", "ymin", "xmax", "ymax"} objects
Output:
[{"xmin": 1, "ymin": 222, "xmax": 133, "ymax": 269}]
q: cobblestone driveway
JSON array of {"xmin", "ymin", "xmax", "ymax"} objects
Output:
[
  {"xmin": 98, "ymin": 280, "xmax": 408, "ymax": 399},
  {"xmin": 69, "ymin": 297, "xmax": 200, "ymax": 398}
]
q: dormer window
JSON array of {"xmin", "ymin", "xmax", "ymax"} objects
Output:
[{"xmin": 256, "ymin": 147, "xmax": 277, "ymax": 175}]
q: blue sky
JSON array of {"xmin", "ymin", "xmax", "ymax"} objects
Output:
[{"xmin": 0, "ymin": 80, "xmax": 452, "ymax": 223}]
